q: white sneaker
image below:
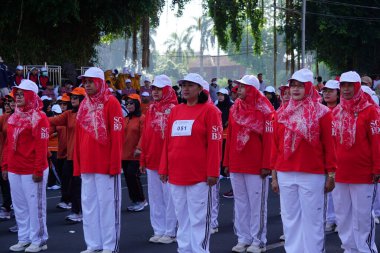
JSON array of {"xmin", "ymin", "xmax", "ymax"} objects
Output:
[
  {"xmin": 101, "ymin": 250, "xmax": 112, "ymax": 253},
  {"xmin": 211, "ymin": 227, "xmax": 219, "ymax": 234},
  {"xmin": 56, "ymin": 202, "xmax": 72, "ymax": 210},
  {"xmin": 0, "ymin": 207, "xmax": 11, "ymax": 220},
  {"xmin": 9, "ymin": 242, "xmax": 30, "ymax": 252},
  {"xmin": 130, "ymin": 201, "xmax": 148, "ymax": 212},
  {"xmin": 148, "ymin": 235, "xmax": 162, "ymax": 243},
  {"xmin": 24, "ymin": 244, "xmax": 47, "ymax": 252},
  {"xmin": 66, "ymin": 213, "xmax": 83, "ymax": 222},
  {"xmin": 375, "ymin": 217, "xmax": 380, "ymax": 224},
  {"xmin": 232, "ymin": 242, "xmax": 249, "ymax": 253},
  {"xmin": 279, "ymin": 234, "xmax": 285, "ymax": 241},
  {"xmin": 247, "ymin": 244, "xmax": 266, "ymax": 253},
  {"xmin": 325, "ymin": 223, "xmax": 336, "ymax": 232},
  {"xmin": 80, "ymin": 250, "xmax": 102, "ymax": 253},
  {"xmin": 158, "ymin": 235, "xmax": 176, "ymax": 244}
]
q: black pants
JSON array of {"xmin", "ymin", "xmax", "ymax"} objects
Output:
[
  {"xmin": 56, "ymin": 158, "xmax": 65, "ymax": 185},
  {"xmin": 48, "ymin": 151, "xmax": 60, "ymax": 187},
  {"xmin": 0, "ymin": 170, "xmax": 11, "ymax": 211},
  {"xmin": 122, "ymin": 160, "xmax": 145, "ymax": 203},
  {"xmin": 61, "ymin": 160, "xmax": 82, "ymax": 214}
]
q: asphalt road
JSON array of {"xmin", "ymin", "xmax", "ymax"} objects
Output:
[{"xmin": 0, "ymin": 176, "xmax": 378, "ymax": 253}]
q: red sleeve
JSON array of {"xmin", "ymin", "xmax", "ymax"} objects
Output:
[
  {"xmin": 261, "ymin": 113, "xmax": 274, "ymax": 169},
  {"xmin": 205, "ymin": 107, "xmax": 223, "ymax": 178},
  {"xmin": 159, "ymin": 112, "xmax": 173, "ymax": 176},
  {"xmin": 34, "ymin": 116, "xmax": 50, "ymax": 177},
  {"xmin": 108, "ymin": 99, "xmax": 124, "ymax": 175},
  {"xmin": 49, "ymin": 111, "xmax": 68, "ymax": 126},
  {"xmin": 222, "ymin": 114, "xmax": 232, "ymax": 167},
  {"xmin": 320, "ymin": 112, "xmax": 336, "ymax": 173},
  {"xmin": 270, "ymin": 115, "xmax": 280, "ymax": 170},
  {"xmin": 139, "ymin": 114, "xmax": 149, "ymax": 167},
  {"xmin": 73, "ymin": 122, "xmax": 81, "ymax": 176},
  {"xmin": 368, "ymin": 108, "xmax": 380, "ymax": 175}
]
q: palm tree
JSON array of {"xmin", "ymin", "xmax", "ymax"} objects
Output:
[{"xmin": 164, "ymin": 31, "xmax": 194, "ymax": 65}]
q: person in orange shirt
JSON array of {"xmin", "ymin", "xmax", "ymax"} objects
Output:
[
  {"xmin": 2, "ymin": 80, "xmax": 49, "ymax": 252},
  {"xmin": 332, "ymin": 71, "xmax": 380, "ymax": 253},
  {"xmin": 139, "ymin": 74, "xmax": 178, "ymax": 244},
  {"xmin": 223, "ymin": 75, "xmax": 275, "ymax": 253},
  {"xmin": 140, "ymin": 91, "xmax": 151, "ymax": 115},
  {"xmin": 159, "ymin": 73, "xmax": 222, "ymax": 253},
  {"xmin": 122, "ymin": 94, "xmax": 147, "ymax": 212},
  {"xmin": 271, "ymin": 68, "xmax": 336, "ymax": 253},
  {"xmin": 74, "ymin": 67, "xmax": 123, "ymax": 253}
]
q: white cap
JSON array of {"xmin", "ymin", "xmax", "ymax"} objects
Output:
[
  {"xmin": 137, "ymin": 72, "xmax": 142, "ymax": 76},
  {"xmin": 108, "ymin": 88, "xmax": 114, "ymax": 92},
  {"xmin": 323, "ymin": 80, "xmax": 340, "ymax": 90},
  {"xmin": 78, "ymin": 67, "xmax": 105, "ymax": 81},
  {"xmin": 52, "ymin": 104, "xmax": 62, "ymax": 114},
  {"xmin": 217, "ymin": 88, "xmax": 229, "ymax": 95},
  {"xmin": 125, "ymin": 79, "xmax": 131, "ymax": 83},
  {"xmin": 234, "ymin": 75, "xmax": 260, "ymax": 90},
  {"xmin": 201, "ymin": 80, "xmax": 209, "ymax": 92},
  {"xmin": 152, "ymin": 74, "xmax": 172, "ymax": 88},
  {"xmin": 41, "ymin": 95, "xmax": 52, "ymax": 101},
  {"xmin": 361, "ymin": 86, "xmax": 379, "ymax": 104},
  {"xmin": 290, "ymin": 68, "xmax": 314, "ymax": 83},
  {"xmin": 17, "ymin": 79, "xmax": 39, "ymax": 94},
  {"xmin": 122, "ymin": 67, "xmax": 129, "ymax": 74},
  {"xmin": 178, "ymin": 73, "xmax": 204, "ymax": 87},
  {"xmin": 340, "ymin": 71, "xmax": 361, "ymax": 83},
  {"xmin": 57, "ymin": 96, "xmax": 62, "ymax": 101},
  {"xmin": 130, "ymin": 72, "xmax": 135, "ymax": 78},
  {"xmin": 40, "ymin": 67, "xmax": 47, "ymax": 72},
  {"xmin": 144, "ymin": 76, "xmax": 151, "ymax": 82},
  {"xmin": 16, "ymin": 65, "xmax": 23, "ymax": 71},
  {"xmin": 264, "ymin": 86, "xmax": 276, "ymax": 93},
  {"xmin": 279, "ymin": 83, "xmax": 290, "ymax": 90},
  {"xmin": 0, "ymin": 56, "xmax": 3, "ymax": 63},
  {"xmin": 141, "ymin": 92, "xmax": 150, "ymax": 97}
]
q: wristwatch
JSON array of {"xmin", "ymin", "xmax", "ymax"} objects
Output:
[{"xmin": 328, "ymin": 172, "xmax": 335, "ymax": 179}]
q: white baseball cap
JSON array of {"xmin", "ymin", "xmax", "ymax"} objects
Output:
[
  {"xmin": 57, "ymin": 96, "xmax": 62, "ymax": 101},
  {"xmin": 217, "ymin": 88, "xmax": 229, "ymax": 95},
  {"xmin": 40, "ymin": 67, "xmax": 47, "ymax": 72},
  {"xmin": 16, "ymin": 65, "xmax": 23, "ymax": 71},
  {"xmin": 125, "ymin": 79, "xmax": 131, "ymax": 83},
  {"xmin": 141, "ymin": 92, "xmax": 150, "ymax": 97},
  {"xmin": 289, "ymin": 68, "xmax": 314, "ymax": 83},
  {"xmin": 16, "ymin": 79, "xmax": 39, "ymax": 94},
  {"xmin": 201, "ymin": 80, "xmax": 209, "ymax": 92},
  {"xmin": 41, "ymin": 95, "xmax": 52, "ymax": 101},
  {"xmin": 234, "ymin": 75, "xmax": 260, "ymax": 90},
  {"xmin": 78, "ymin": 67, "xmax": 105, "ymax": 81},
  {"xmin": 279, "ymin": 83, "xmax": 290, "ymax": 90},
  {"xmin": 323, "ymin": 80, "xmax": 340, "ymax": 90},
  {"xmin": 144, "ymin": 76, "xmax": 151, "ymax": 82},
  {"xmin": 178, "ymin": 73, "xmax": 204, "ymax": 87},
  {"xmin": 52, "ymin": 104, "xmax": 62, "ymax": 114},
  {"xmin": 340, "ymin": 71, "xmax": 361, "ymax": 83},
  {"xmin": 152, "ymin": 74, "xmax": 172, "ymax": 88},
  {"xmin": 122, "ymin": 67, "xmax": 129, "ymax": 74},
  {"xmin": 361, "ymin": 86, "xmax": 379, "ymax": 104},
  {"xmin": 264, "ymin": 86, "xmax": 276, "ymax": 93}
]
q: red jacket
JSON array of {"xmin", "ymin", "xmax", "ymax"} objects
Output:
[
  {"xmin": 223, "ymin": 113, "xmax": 274, "ymax": 174},
  {"xmin": 334, "ymin": 106, "xmax": 380, "ymax": 184},
  {"xmin": 74, "ymin": 97, "xmax": 123, "ymax": 176},
  {"xmin": 271, "ymin": 112, "xmax": 336, "ymax": 174},
  {"xmin": 2, "ymin": 116, "xmax": 49, "ymax": 177},
  {"xmin": 159, "ymin": 103, "xmax": 222, "ymax": 185}
]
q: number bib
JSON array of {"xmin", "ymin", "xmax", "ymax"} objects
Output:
[{"xmin": 171, "ymin": 120, "xmax": 195, "ymax": 137}]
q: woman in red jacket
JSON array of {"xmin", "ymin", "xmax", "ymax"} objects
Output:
[
  {"xmin": 159, "ymin": 73, "xmax": 222, "ymax": 253},
  {"xmin": 223, "ymin": 75, "xmax": 274, "ymax": 253},
  {"xmin": 2, "ymin": 80, "xmax": 49, "ymax": 252},
  {"xmin": 271, "ymin": 68, "xmax": 336, "ymax": 253},
  {"xmin": 332, "ymin": 71, "xmax": 380, "ymax": 252},
  {"xmin": 74, "ymin": 67, "xmax": 123, "ymax": 253},
  {"xmin": 140, "ymin": 74, "xmax": 178, "ymax": 243}
]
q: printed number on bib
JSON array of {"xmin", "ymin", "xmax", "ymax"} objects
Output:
[{"xmin": 171, "ymin": 120, "xmax": 194, "ymax": 136}]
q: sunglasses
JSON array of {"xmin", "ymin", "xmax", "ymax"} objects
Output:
[
  {"xmin": 71, "ymin": 95, "xmax": 80, "ymax": 100},
  {"xmin": 126, "ymin": 101, "xmax": 135, "ymax": 105}
]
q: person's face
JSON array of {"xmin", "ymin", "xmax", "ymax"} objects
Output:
[
  {"xmin": 265, "ymin": 92, "xmax": 273, "ymax": 100},
  {"xmin": 59, "ymin": 102, "xmax": 68, "ymax": 112},
  {"xmin": 16, "ymin": 69, "xmax": 22, "ymax": 75},
  {"xmin": 258, "ymin": 74, "xmax": 263, "ymax": 82},
  {"xmin": 70, "ymin": 95, "xmax": 80, "ymax": 108},
  {"xmin": 15, "ymin": 90, "xmax": 25, "ymax": 107},
  {"xmin": 181, "ymin": 81, "xmax": 202, "ymax": 101},
  {"xmin": 4, "ymin": 103, "xmax": 11, "ymax": 113},
  {"xmin": 290, "ymin": 80, "xmax": 306, "ymax": 101},
  {"xmin": 151, "ymin": 86, "xmax": 163, "ymax": 101},
  {"xmin": 32, "ymin": 69, "xmax": 38, "ymax": 75},
  {"xmin": 322, "ymin": 88, "xmax": 338, "ymax": 104},
  {"xmin": 282, "ymin": 88, "xmax": 291, "ymax": 103},
  {"xmin": 144, "ymin": 81, "xmax": 150, "ymax": 87},
  {"xmin": 237, "ymin": 84, "xmax": 247, "ymax": 100},
  {"xmin": 126, "ymin": 82, "xmax": 131, "ymax": 88},
  {"xmin": 217, "ymin": 93, "xmax": 225, "ymax": 102},
  {"xmin": 231, "ymin": 92, "xmax": 238, "ymax": 101},
  {"xmin": 47, "ymin": 104, "xmax": 52, "ymax": 112},
  {"xmin": 83, "ymin": 78, "xmax": 97, "ymax": 96},
  {"xmin": 340, "ymin": 82, "xmax": 355, "ymax": 100},
  {"xmin": 126, "ymin": 99, "xmax": 136, "ymax": 112}
]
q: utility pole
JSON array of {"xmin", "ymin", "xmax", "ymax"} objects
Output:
[
  {"xmin": 301, "ymin": 0, "xmax": 306, "ymax": 67},
  {"xmin": 273, "ymin": 0, "xmax": 277, "ymax": 87}
]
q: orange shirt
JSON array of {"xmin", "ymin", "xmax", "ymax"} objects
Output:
[
  {"xmin": 48, "ymin": 130, "xmax": 58, "ymax": 152},
  {"xmin": 141, "ymin": 102, "xmax": 151, "ymax": 115},
  {"xmin": 159, "ymin": 103, "xmax": 223, "ymax": 185},
  {"xmin": 271, "ymin": 112, "xmax": 336, "ymax": 174},
  {"xmin": 122, "ymin": 115, "xmax": 144, "ymax": 161}
]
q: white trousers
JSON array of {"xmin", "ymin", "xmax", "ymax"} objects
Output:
[
  {"xmin": 332, "ymin": 183, "xmax": 378, "ymax": 253},
  {"xmin": 230, "ymin": 173, "xmax": 268, "ymax": 247},
  {"xmin": 147, "ymin": 169, "xmax": 176, "ymax": 237},
  {"xmin": 170, "ymin": 182, "xmax": 212, "ymax": 253},
  {"xmin": 211, "ymin": 180, "xmax": 220, "ymax": 229},
  {"xmin": 278, "ymin": 172, "xmax": 325, "ymax": 253},
  {"xmin": 8, "ymin": 169, "xmax": 49, "ymax": 246},
  {"xmin": 326, "ymin": 192, "xmax": 336, "ymax": 224},
  {"xmin": 81, "ymin": 173, "xmax": 121, "ymax": 252}
]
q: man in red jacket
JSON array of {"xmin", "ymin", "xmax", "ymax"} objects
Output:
[
  {"xmin": 332, "ymin": 71, "xmax": 380, "ymax": 253},
  {"xmin": 74, "ymin": 67, "xmax": 123, "ymax": 253}
]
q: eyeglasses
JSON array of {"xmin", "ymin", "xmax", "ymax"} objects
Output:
[
  {"xmin": 126, "ymin": 101, "xmax": 135, "ymax": 105},
  {"xmin": 71, "ymin": 95, "xmax": 80, "ymax": 100},
  {"xmin": 15, "ymin": 92, "xmax": 24, "ymax": 98}
]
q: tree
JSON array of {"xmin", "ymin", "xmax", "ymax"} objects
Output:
[{"xmin": 164, "ymin": 31, "xmax": 194, "ymax": 65}]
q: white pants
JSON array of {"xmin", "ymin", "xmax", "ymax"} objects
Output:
[
  {"xmin": 278, "ymin": 172, "xmax": 325, "ymax": 253},
  {"xmin": 333, "ymin": 183, "xmax": 378, "ymax": 253},
  {"xmin": 81, "ymin": 173, "xmax": 121, "ymax": 252},
  {"xmin": 8, "ymin": 169, "xmax": 49, "ymax": 246},
  {"xmin": 147, "ymin": 169, "xmax": 176, "ymax": 237},
  {"xmin": 230, "ymin": 173, "xmax": 268, "ymax": 247},
  {"xmin": 170, "ymin": 182, "xmax": 212, "ymax": 253},
  {"xmin": 326, "ymin": 192, "xmax": 336, "ymax": 224},
  {"xmin": 211, "ymin": 180, "xmax": 220, "ymax": 229}
]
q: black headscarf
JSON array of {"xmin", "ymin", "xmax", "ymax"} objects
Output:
[{"xmin": 216, "ymin": 94, "xmax": 233, "ymax": 129}]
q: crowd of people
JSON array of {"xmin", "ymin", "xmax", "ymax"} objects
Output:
[{"xmin": 0, "ymin": 57, "xmax": 380, "ymax": 253}]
